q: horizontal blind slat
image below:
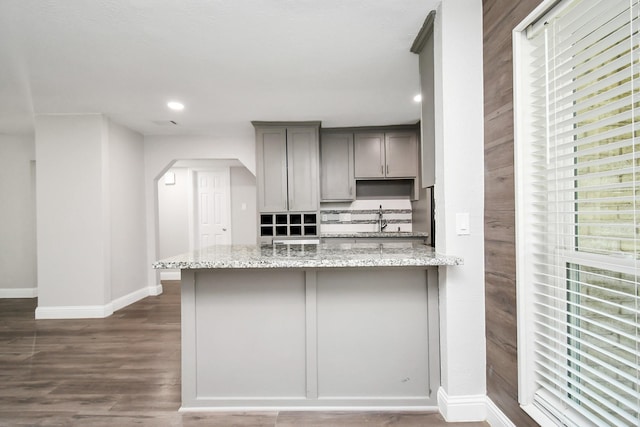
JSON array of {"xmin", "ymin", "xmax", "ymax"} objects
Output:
[
  {"xmin": 533, "ymin": 309, "xmax": 639, "ymax": 369},
  {"xmin": 535, "ymin": 280, "xmax": 640, "ymax": 321},
  {"xmin": 531, "ymin": 252, "xmax": 638, "ymax": 273},
  {"xmin": 533, "ymin": 293, "xmax": 640, "ymax": 343},
  {"xmin": 548, "ymin": 66, "xmax": 638, "ymax": 112},
  {"xmin": 550, "ymin": 81, "xmax": 637, "ymax": 121},
  {"xmin": 534, "ymin": 340, "xmax": 640, "ymax": 412},
  {"xmin": 547, "ymin": 150, "xmax": 637, "ymax": 174},
  {"xmin": 534, "ymin": 356, "xmax": 639, "ymax": 425},
  {"xmin": 535, "ymin": 327, "xmax": 640, "ymax": 386},
  {"xmin": 550, "ymin": 94, "xmax": 637, "ymax": 134},
  {"xmin": 532, "ymin": 180, "xmax": 638, "ymax": 195},
  {"xmin": 534, "ymin": 360, "xmax": 632, "ymax": 426},
  {"xmin": 548, "ymin": 39, "xmax": 637, "ymax": 101}
]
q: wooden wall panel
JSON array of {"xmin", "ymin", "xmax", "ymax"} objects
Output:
[
  {"xmin": 484, "ymin": 210, "xmax": 515, "ymax": 244},
  {"xmin": 484, "ymin": 166, "xmax": 515, "ymax": 212},
  {"xmin": 482, "ymin": 0, "xmax": 542, "ymax": 425}
]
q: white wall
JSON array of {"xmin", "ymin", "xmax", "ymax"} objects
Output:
[
  {"xmin": 230, "ymin": 166, "xmax": 257, "ymax": 245},
  {"xmin": 108, "ymin": 120, "xmax": 148, "ymax": 301},
  {"xmin": 434, "ymin": 0, "xmax": 487, "ymax": 421},
  {"xmin": 35, "ymin": 114, "xmax": 111, "ymax": 313},
  {"xmin": 144, "ymin": 133, "xmax": 256, "ymax": 289},
  {"xmin": 158, "ymin": 167, "xmax": 190, "ymax": 259},
  {"xmin": 0, "ymin": 134, "xmax": 37, "ymax": 297}
]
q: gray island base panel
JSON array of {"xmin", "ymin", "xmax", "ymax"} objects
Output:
[{"xmin": 154, "ymin": 243, "xmax": 461, "ymax": 411}]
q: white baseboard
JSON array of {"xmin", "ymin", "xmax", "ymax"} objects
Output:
[
  {"xmin": 149, "ymin": 283, "xmax": 163, "ymax": 296},
  {"xmin": 35, "ymin": 285, "xmax": 163, "ymax": 319},
  {"xmin": 35, "ymin": 304, "xmax": 114, "ymax": 319},
  {"xmin": 180, "ymin": 405, "xmax": 440, "ymax": 413},
  {"xmin": 0, "ymin": 287, "xmax": 38, "ymax": 298},
  {"xmin": 486, "ymin": 397, "xmax": 516, "ymax": 427},
  {"xmin": 112, "ymin": 286, "xmax": 155, "ymax": 311},
  {"xmin": 437, "ymin": 388, "xmax": 487, "ymax": 422},
  {"xmin": 160, "ymin": 271, "xmax": 181, "ymax": 281}
]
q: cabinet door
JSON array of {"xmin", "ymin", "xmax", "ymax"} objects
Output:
[
  {"xmin": 287, "ymin": 126, "xmax": 319, "ymax": 211},
  {"xmin": 354, "ymin": 133, "xmax": 385, "ymax": 178},
  {"xmin": 256, "ymin": 127, "xmax": 288, "ymax": 211},
  {"xmin": 320, "ymin": 133, "xmax": 355, "ymax": 201},
  {"xmin": 385, "ymin": 132, "xmax": 418, "ymax": 178}
]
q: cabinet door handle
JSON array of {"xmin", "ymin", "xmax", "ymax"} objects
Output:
[
  {"xmin": 381, "ymin": 165, "xmax": 384, "ymax": 175},
  {"xmin": 386, "ymin": 164, "xmax": 389, "ymax": 175}
]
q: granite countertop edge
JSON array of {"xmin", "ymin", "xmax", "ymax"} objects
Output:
[
  {"xmin": 153, "ymin": 243, "xmax": 462, "ymax": 270},
  {"xmin": 320, "ymin": 232, "xmax": 429, "ymax": 238}
]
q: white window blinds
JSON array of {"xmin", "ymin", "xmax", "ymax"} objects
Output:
[{"xmin": 521, "ymin": 0, "xmax": 640, "ymax": 425}]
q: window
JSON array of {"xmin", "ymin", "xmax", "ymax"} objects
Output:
[{"xmin": 514, "ymin": 0, "xmax": 639, "ymax": 426}]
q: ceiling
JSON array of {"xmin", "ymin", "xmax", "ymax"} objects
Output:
[{"xmin": 0, "ymin": 0, "xmax": 438, "ymax": 137}]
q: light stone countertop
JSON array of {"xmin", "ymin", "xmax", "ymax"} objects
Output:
[
  {"xmin": 153, "ymin": 242, "xmax": 462, "ymax": 270},
  {"xmin": 320, "ymin": 232, "xmax": 429, "ymax": 239}
]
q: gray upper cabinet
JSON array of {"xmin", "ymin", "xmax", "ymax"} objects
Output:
[
  {"xmin": 385, "ymin": 132, "xmax": 418, "ymax": 178},
  {"xmin": 320, "ymin": 132, "xmax": 355, "ymax": 201},
  {"xmin": 354, "ymin": 131, "xmax": 418, "ymax": 179},
  {"xmin": 354, "ymin": 133, "xmax": 385, "ymax": 178},
  {"xmin": 287, "ymin": 126, "xmax": 319, "ymax": 211},
  {"xmin": 254, "ymin": 122, "xmax": 319, "ymax": 212},
  {"xmin": 256, "ymin": 126, "xmax": 288, "ymax": 212}
]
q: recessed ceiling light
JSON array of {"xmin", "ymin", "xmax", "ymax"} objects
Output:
[
  {"xmin": 167, "ymin": 101, "xmax": 185, "ymax": 111},
  {"xmin": 413, "ymin": 94, "xmax": 422, "ymax": 103}
]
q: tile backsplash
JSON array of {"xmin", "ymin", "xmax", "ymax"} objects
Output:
[{"xmin": 320, "ymin": 199, "xmax": 412, "ymax": 234}]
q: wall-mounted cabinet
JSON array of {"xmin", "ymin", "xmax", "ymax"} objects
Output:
[
  {"xmin": 254, "ymin": 122, "xmax": 320, "ymax": 212},
  {"xmin": 255, "ymin": 126, "xmax": 287, "ymax": 212},
  {"xmin": 254, "ymin": 121, "xmax": 320, "ymax": 243},
  {"xmin": 320, "ymin": 132, "xmax": 355, "ymax": 202},
  {"xmin": 354, "ymin": 131, "xmax": 418, "ymax": 179},
  {"xmin": 319, "ymin": 126, "xmax": 420, "ymax": 202}
]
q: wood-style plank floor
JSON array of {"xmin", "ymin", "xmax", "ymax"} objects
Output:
[{"xmin": 0, "ymin": 282, "xmax": 489, "ymax": 427}]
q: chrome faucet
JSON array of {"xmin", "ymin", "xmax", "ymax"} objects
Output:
[{"xmin": 378, "ymin": 205, "xmax": 388, "ymax": 232}]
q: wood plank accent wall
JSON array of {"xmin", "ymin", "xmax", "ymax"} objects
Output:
[{"xmin": 482, "ymin": 1, "xmax": 541, "ymax": 425}]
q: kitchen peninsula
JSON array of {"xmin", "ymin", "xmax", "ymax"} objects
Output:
[{"xmin": 154, "ymin": 242, "xmax": 462, "ymax": 411}]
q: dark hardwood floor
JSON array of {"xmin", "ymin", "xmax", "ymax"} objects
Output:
[{"xmin": 0, "ymin": 282, "xmax": 488, "ymax": 426}]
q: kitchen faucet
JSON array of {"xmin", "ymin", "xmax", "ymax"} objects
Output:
[{"xmin": 378, "ymin": 205, "xmax": 388, "ymax": 232}]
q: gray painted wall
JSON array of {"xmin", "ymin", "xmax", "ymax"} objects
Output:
[
  {"xmin": 33, "ymin": 114, "xmax": 149, "ymax": 316},
  {"xmin": 157, "ymin": 167, "xmax": 190, "ymax": 259},
  {"xmin": 35, "ymin": 114, "xmax": 111, "ymax": 308},
  {"xmin": 0, "ymin": 134, "xmax": 37, "ymax": 294},
  {"xmin": 108, "ymin": 120, "xmax": 147, "ymax": 300},
  {"xmin": 230, "ymin": 166, "xmax": 257, "ymax": 245}
]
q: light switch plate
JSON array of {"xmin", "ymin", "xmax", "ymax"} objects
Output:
[{"xmin": 456, "ymin": 213, "xmax": 470, "ymax": 235}]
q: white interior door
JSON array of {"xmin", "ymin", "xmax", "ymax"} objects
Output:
[{"xmin": 193, "ymin": 169, "xmax": 231, "ymax": 248}]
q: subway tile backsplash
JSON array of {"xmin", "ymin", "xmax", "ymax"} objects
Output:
[{"xmin": 320, "ymin": 199, "xmax": 412, "ymax": 234}]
